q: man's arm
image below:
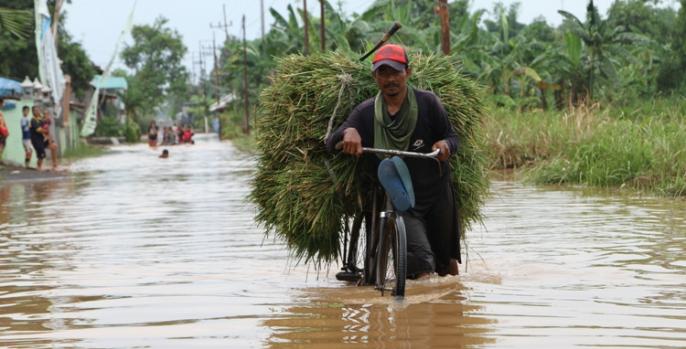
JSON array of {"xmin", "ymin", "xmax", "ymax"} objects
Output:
[
  {"xmin": 325, "ymin": 105, "xmax": 365, "ymax": 155},
  {"xmin": 430, "ymin": 94, "xmax": 459, "ymax": 161}
]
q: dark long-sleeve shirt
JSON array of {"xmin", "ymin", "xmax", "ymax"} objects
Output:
[{"xmin": 325, "ymin": 88, "xmax": 459, "ymax": 215}]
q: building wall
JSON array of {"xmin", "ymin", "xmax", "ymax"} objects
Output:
[{"xmin": 1, "ymin": 98, "xmax": 80, "ymax": 167}]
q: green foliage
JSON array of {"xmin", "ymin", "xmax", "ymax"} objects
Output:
[
  {"xmin": 0, "ymin": 1, "xmax": 94, "ymax": 97},
  {"xmin": 62, "ymin": 142, "xmax": 107, "ymax": 160},
  {"xmin": 0, "ymin": 8, "xmax": 32, "ymax": 38},
  {"xmin": 673, "ymin": 0, "xmax": 686, "ymax": 87},
  {"xmin": 94, "ymin": 116, "xmax": 124, "ymax": 137},
  {"xmin": 124, "ymin": 118, "xmax": 141, "ymax": 143},
  {"xmin": 484, "ymin": 98, "xmax": 686, "ymax": 196},
  {"xmin": 121, "ymin": 17, "xmax": 189, "ymax": 123},
  {"xmin": 58, "ymin": 32, "xmax": 96, "ymax": 98}
]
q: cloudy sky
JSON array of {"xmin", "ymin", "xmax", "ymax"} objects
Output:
[{"xmin": 63, "ymin": 0, "xmax": 677, "ymax": 74}]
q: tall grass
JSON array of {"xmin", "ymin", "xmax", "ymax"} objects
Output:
[
  {"xmin": 63, "ymin": 143, "xmax": 107, "ymax": 160},
  {"xmin": 484, "ymin": 97, "xmax": 686, "ymax": 196}
]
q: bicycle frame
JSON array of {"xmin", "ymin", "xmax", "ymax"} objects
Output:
[{"xmin": 336, "ymin": 145, "xmax": 441, "ymax": 296}]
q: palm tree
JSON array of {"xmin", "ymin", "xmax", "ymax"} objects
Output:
[{"xmin": 0, "ymin": 7, "xmax": 32, "ymax": 38}]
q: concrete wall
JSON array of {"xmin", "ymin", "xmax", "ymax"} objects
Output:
[{"xmin": 1, "ymin": 98, "xmax": 80, "ymax": 167}]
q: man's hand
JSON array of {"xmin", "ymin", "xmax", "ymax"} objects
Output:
[
  {"xmin": 342, "ymin": 128, "xmax": 363, "ymax": 157},
  {"xmin": 432, "ymin": 140, "xmax": 451, "ymax": 161}
]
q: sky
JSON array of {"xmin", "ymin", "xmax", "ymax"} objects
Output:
[{"xmin": 63, "ymin": 0, "xmax": 677, "ymax": 75}]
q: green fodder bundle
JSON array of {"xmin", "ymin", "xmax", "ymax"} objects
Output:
[{"xmin": 252, "ymin": 52, "xmax": 489, "ymax": 265}]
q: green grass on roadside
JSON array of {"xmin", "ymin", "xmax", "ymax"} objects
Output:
[
  {"xmin": 62, "ymin": 143, "xmax": 108, "ymax": 160},
  {"xmin": 484, "ymin": 97, "xmax": 686, "ymax": 196},
  {"xmin": 230, "ymin": 133, "xmax": 257, "ymax": 154},
  {"xmin": 219, "ymin": 109, "xmax": 258, "ymax": 154}
]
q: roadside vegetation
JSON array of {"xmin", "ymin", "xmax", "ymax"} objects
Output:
[
  {"xmin": 62, "ymin": 142, "xmax": 108, "ymax": 160},
  {"xmin": 1, "ymin": 0, "xmax": 684, "ymax": 195},
  {"xmin": 484, "ymin": 97, "xmax": 686, "ymax": 195},
  {"xmin": 208, "ymin": 0, "xmax": 686, "ymax": 196}
]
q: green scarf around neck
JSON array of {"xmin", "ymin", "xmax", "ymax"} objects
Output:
[{"xmin": 373, "ymin": 86, "xmax": 418, "ymax": 154}]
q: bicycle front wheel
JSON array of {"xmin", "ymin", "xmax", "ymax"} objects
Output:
[{"xmin": 375, "ymin": 215, "xmax": 407, "ymax": 297}]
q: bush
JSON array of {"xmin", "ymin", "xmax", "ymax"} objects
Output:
[
  {"xmin": 124, "ymin": 118, "xmax": 141, "ymax": 143},
  {"xmin": 94, "ymin": 116, "xmax": 124, "ymax": 137}
]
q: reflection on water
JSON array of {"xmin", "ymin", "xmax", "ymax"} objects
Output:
[
  {"xmin": 1, "ymin": 136, "xmax": 685, "ymax": 348},
  {"xmin": 266, "ymin": 279, "xmax": 495, "ymax": 349}
]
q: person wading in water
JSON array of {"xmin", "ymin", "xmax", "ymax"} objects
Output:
[{"xmin": 326, "ymin": 44, "xmax": 461, "ymax": 278}]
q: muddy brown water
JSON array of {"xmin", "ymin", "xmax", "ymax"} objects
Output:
[{"xmin": 1, "ymin": 136, "xmax": 685, "ymax": 348}]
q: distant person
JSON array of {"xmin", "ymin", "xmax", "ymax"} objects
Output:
[
  {"xmin": 0, "ymin": 98, "xmax": 7, "ymax": 164},
  {"xmin": 147, "ymin": 120, "xmax": 159, "ymax": 147},
  {"xmin": 29, "ymin": 105, "xmax": 48, "ymax": 170},
  {"xmin": 20, "ymin": 105, "xmax": 33, "ymax": 167},
  {"xmin": 172, "ymin": 123, "xmax": 179, "ymax": 144},
  {"xmin": 165, "ymin": 126, "xmax": 174, "ymax": 145},
  {"xmin": 177, "ymin": 124, "xmax": 184, "ymax": 144},
  {"xmin": 160, "ymin": 126, "xmax": 168, "ymax": 145},
  {"xmin": 181, "ymin": 126, "xmax": 194, "ymax": 144},
  {"xmin": 40, "ymin": 108, "xmax": 59, "ymax": 171},
  {"xmin": 159, "ymin": 149, "xmax": 169, "ymax": 159}
]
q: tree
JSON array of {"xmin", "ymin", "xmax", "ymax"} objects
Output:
[
  {"xmin": 558, "ymin": 0, "xmax": 648, "ymax": 100},
  {"xmin": 0, "ymin": 7, "xmax": 32, "ymax": 38},
  {"xmin": 120, "ymin": 17, "xmax": 189, "ymax": 124},
  {"xmin": 58, "ymin": 31, "xmax": 96, "ymax": 98},
  {"xmin": 675, "ymin": 0, "xmax": 686, "ymax": 72},
  {"xmin": 0, "ymin": 0, "xmax": 95, "ymax": 97}
]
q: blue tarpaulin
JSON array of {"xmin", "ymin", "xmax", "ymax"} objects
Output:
[{"xmin": 0, "ymin": 77, "xmax": 22, "ymax": 97}]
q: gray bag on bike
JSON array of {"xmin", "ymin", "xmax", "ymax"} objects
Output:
[{"xmin": 377, "ymin": 156, "xmax": 415, "ymax": 212}]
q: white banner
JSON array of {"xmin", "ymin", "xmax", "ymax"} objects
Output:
[
  {"xmin": 81, "ymin": 1, "xmax": 137, "ymax": 137},
  {"xmin": 34, "ymin": 0, "xmax": 65, "ymax": 119}
]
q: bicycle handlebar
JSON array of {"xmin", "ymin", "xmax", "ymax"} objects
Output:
[
  {"xmin": 362, "ymin": 147, "xmax": 440, "ymax": 159},
  {"xmin": 335, "ymin": 141, "xmax": 441, "ymax": 159}
]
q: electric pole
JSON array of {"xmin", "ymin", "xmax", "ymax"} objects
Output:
[
  {"xmin": 223, "ymin": 4, "xmax": 230, "ymax": 39},
  {"xmin": 438, "ymin": 0, "xmax": 450, "ymax": 55},
  {"xmin": 212, "ymin": 31, "xmax": 220, "ymax": 102},
  {"xmin": 242, "ymin": 15, "xmax": 250, "ymax": 135},
  {"xmin": 198, "ymin": 41, "xmax": 206, "ymax": 83},
  {"xmin": 320, "ymin": 0, "xmax": 325, "ymax": 51},
  {"xmin": 260, "ymin": 0, "xmax": 266, "ymax": 38},
  {"xmin": 303, "ymin": 0, "xmax": 309, "ymax": 55}
]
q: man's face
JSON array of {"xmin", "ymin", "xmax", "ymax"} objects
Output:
[{"xmin": 373, "ymin": 65, "xmax": 411, "ymax": 98}]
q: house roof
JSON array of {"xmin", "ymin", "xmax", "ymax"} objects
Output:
[
  {"xmin": 90, "ymin": 75, "xmax": 128, "ymax": 90},
  {"xmin": 209, "ymin": 93, "xmax": 236, "ymax": 112}
]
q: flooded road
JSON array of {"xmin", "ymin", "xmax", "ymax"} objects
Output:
[{"xmin": 1, "ymin": 136, "xmax": 685, "ymax": 348}]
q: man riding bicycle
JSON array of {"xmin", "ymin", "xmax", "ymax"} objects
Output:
[{"xmin": 326, "ymin": 44, "xmax": 460, "ymax": 278}]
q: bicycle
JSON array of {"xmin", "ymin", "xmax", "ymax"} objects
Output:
[{"xmin": 335, "ymin": 145, "xmax": 441, "ymax": 297}]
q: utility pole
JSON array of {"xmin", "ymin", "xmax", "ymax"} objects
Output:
[
  {"xmin": 223, "ymin": 4, "xmax": 230, "ymax": 39},
  {"xmin": 303, "ymin": 0, "xmax": 309, "ymax": 55},
  {"xmin": 211, "ymin": 16, "xmax": 231, "ymax": 42},
  {"xmin": 212, "ymin": 31, "xmax": 220, "ymax": 102},
  {"xmin": 198, "ymin": 41, "xmax": 206, "ymax": 83},
  {"xmin": 437, "ymin": 0, "xmax": 450, "ymax": 55},
  {"xmin": 260, "ymin": 0, "xmax": 266, "ymax": 38},
  {"xmin": 242, "ymin": 15, "xmax": 250, "ymax": 135},
  {"xmin": 320, "ymin": 0, "xmax": 325, "ymax": 51}
]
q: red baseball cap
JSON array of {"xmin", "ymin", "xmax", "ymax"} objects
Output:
[{"xmin": 372, "ymin": 44, "xmax": 409, "ymax": 72}]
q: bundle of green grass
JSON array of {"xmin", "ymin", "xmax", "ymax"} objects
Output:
[{"xmin": 252, "ymin": 51, "xmax": 488, "ymax": 265}]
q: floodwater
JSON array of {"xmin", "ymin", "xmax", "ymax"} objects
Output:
[{"xmin": 1, "ymin": 135, "xmax": 685, "ymax": 348}]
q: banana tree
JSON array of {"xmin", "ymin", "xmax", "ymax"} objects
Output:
[{"xmin": 558, "ymin": 0, "xmax": 648, "ymax": 100}]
